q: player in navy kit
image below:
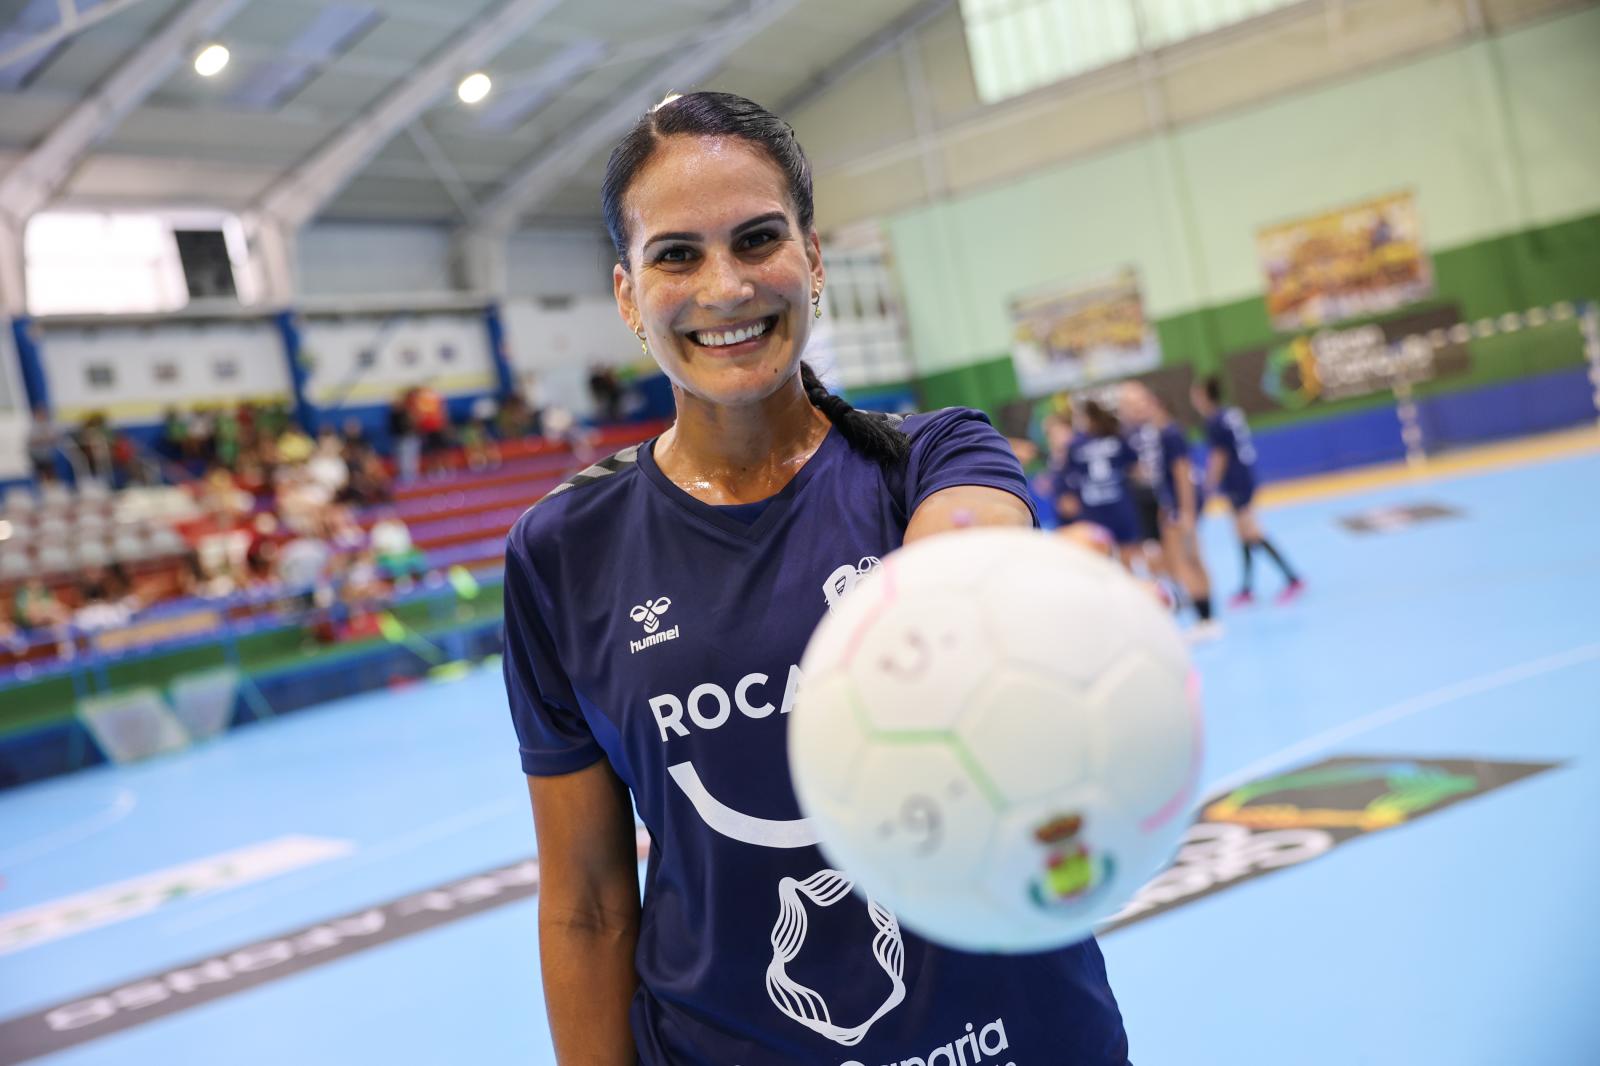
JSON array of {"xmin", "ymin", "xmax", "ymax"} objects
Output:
[
  {"xmin": 1191, "ymin": 376, "xmax": 1303, "ymax": 605},
  {"xmin": 1120, "ymin": 382, "xmax": 1219, "ymax": 639},
  {"xmin": 502, "ymin": 93, "xmax": 1130, "ymax": 1065},
  {"xmin": 1053, "ymin": 400, "xmax": 1142, "ymax": 571}
]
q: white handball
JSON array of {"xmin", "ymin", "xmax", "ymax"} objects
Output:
[{"xmin": 789, "ymin": 527, "xmax": 1201, "ymax": 954}]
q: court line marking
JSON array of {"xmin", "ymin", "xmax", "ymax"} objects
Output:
[
  {"xmin": 1205, "ymin": 641, "xmax": 1600, "ymax": 795},
  {"xmin": 161, "ymin": 796, "xmax": 526, "ymax": 934},
  {"xmin": 0, "ymin": 789, "xmax": 138, "ymax": 870}
]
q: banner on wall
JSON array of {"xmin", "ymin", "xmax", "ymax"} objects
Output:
[
  {"xmin": 1258, "ymin": 190, "xmax": 1433, "ymax": 330},
  {"xmin": 1008, "ymin": 268, "xmax": 1162, "ymax": 396},
  {"xmin": 1224, "ymin": 306, "xmax": 1471, "ymax": 414}
]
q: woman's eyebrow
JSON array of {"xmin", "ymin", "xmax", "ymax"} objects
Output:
[
  {"xmin": 643, "ymin": 211, "xmax": 788, "ymax": 249},
  {"xmin": 643, "ymin": 229, "xmax": 699, "ymax": 247},
  {"xmin": 732, "ymin": 211, "xmax": 787, "ymax": 234}
]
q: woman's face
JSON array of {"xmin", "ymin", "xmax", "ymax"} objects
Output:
[{"xmin": 614, "ymin": 135, "xmax": 824, "ymax": 408}]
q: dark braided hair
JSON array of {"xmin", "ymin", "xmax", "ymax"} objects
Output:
[
  {"xmin": 601, "ymin": 91, "xmax": 909, "ymax": 469},
  {"xmin": 800, "ymin": 361, "xmax": 910, "ymax": 467},
  {"xmin": 1082, "ymin": 398, "xmax": 1122, "ymax": 439}
]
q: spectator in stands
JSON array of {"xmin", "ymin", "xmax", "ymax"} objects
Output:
[
  {"xmin": 276, "ymin": 422, "xmax": 315, "ymax": 465},
  {"xmin": 159, "ymin": 407, "xmax": 188, "ymax": 464},
  {"xmin": 390, "ymin": 390, "xmax": 421, "ymax": 482},
  {"xmin": 369, "ymin": 511, "xmax": 428, "ymax": 588},
  {"xmin": 497, "ymin": 392, "xmax": 534, "ymax": 440},
  {"xmin": 110, "ymin": 431, "xmax": 142, "ymax": 487},
  {"xmin": 323, "ymin": 503, "xmax": 367, "ymax": 553},
  {"xmin": 234, "ymin": 453, "xmax": 275, "ymax": 504},
  {"xmin": 408, "ymin": 383, "xmax": 451, "ymax": 476},
  {"xmin": 342, "ymin": 547, "xmax": 389, "ymax": 606},
  {"xmin": 275, "ymin": 463, "xmax": 333, "ymax": 534},
  {"xmin": 212, "ymin": 406, "xmax": 243, "ymax": 469},
  {"xmin": 341, "ymin": 449, "xmax": 393, "ymax": 507},
  {"xmin": 519, "ymin": 370, "xmax": 547, "ymax": 436},
  {"xmin": 200, "ymin": 462, "xmax": 251, "ymax": 520},
  {"xmin": 340, "ymin": 417, "xmax": 369, "ymax": 457},
  {"xmin": 462, "ymin": 396, "xmax": 501, "ymax": 471},
  {"xmin": 588, "ymin": 362, "xmax": 624, "ymax": 422},
  {"xmin": 242, "ymin": 511, "xmax": 285, "ymax": 588},
  {"xmin": 308, "ymin": 428, "xmax": 350, "ymax": 496},
  {"xmin": 74, "ymin": 564, "xmax": 136, "ymax": 632},
  {"xmin": 76, "ymin": 413, "xmax": 115, "ymax": 482},
  {"xmin": 14, "ymin": 578, "xmax": 70, "ymax": 631},
  {"xmin": 0, "ymin": 609, "xmax": 23, "ymax": 654},
  {"xmin": 184, "ymin": 407, "xmax": 215, "ymax": 464},
  {"xmin": 275, "ymin": 531, "xmax": 333, "ymax": 593},
  {"xmin": 27, "ymin": 405, "xmax": 60, "ymax": 484}
]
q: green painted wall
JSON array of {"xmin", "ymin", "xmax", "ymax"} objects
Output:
[
  {"xmin": 888, "ymin": 7, "xmax": 1600, "ymax": 380},
  {"xmin": 915, "ymin": 211, "xmax": 1600, "ymax": 424}
]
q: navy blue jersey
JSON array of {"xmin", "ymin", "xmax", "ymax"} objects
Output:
[
  {"xmin": 504, "ymin": 408, "xmax": 1129, "ymax": 1065},
  {"xmin": 1064, "ymin": 434, "xmax": 1138, "ymax": 508},
  {"xmin": 1204, "ymin": 408, "xmax": 1258, "ymax": 498},
  {"xmin": 1133, "ymin": 422, "xmax": 1197, "ymax": 515}
]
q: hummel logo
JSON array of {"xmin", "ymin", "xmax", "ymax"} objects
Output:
[
  {"xmin": 629, "ymin": 597, "xmax": 672, "ymax": 633},
  {"xmin": 822, "ymin": 557, "xmax": 881, "ymax": 614},
  {"xmin": 628, "ymin": 596, "xmax": 679, "ymax": 655}
]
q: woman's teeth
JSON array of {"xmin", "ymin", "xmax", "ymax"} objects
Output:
[{"xmin": 692, "ymin": 319, "xmax": 771, "ymax": 347}]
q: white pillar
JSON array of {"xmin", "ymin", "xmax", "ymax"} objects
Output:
[
  {"xmin": 452, "ymin": 226, "xmax": 509, "ymax": 296},
  {"xmin": 0, "ymin": 212, "xmax": 26, "ymax": 317},
  {"xmin": 241, "ymin": 211, "xmax": 299, "ymax": 309}
]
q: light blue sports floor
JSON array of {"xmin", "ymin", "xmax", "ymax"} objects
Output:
[{"xmin": 2, "ymin": 445, "xmax": 1597, "ymax": 1065}]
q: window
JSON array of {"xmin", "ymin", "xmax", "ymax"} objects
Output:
[
  {"xmin": 817, "ymin": 247, "xmax": 915, "ymax": 390},
  {"xmin": 27, "ymin": 214, "xmax": 190, "ymax": 317},
  {"xmin": 959, "ymin": 0, "xmax": 1306, "ymax": 104},
  {"xmin": 86, "ymin": 364, "xmax": 115, "ymax": 388},
  {"xmin": 25, "ymin": 210, "xmax": 253, "ymax": 316}
]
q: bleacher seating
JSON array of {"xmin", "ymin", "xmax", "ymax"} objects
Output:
[{"xmin": 0, "ymin": 420, "xmax": 668, "ymax": 678}]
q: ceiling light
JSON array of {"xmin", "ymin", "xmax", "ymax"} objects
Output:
[
  {"xmin": 458, "ymin": 72, "xmax": 491, "ymax": 105},
  {"xmin": 194, "ymin": 43, "xmax": 230, "ymax": 77}
]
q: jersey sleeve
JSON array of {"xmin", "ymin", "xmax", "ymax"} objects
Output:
[
  {"xmin": 903, "ymin": 407, "xmax": 1038, "ymax": 523},
  {"xmin": 1205, "ymin": 416, "xmax": 1231, "ymax": 450},
  {"xmin": 502, "ymin": 526, "xmax": 605, "ymax": 777}
]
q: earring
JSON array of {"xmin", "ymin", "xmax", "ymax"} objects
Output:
[
  {"xmin": 636, "ymin": 329, "xmax": 648, "ymax": 356},
  {"xmin": 812, "ymin": 290, "xmax": 823, "ymax": 319}
]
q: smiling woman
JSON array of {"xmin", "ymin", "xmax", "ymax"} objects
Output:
[{"xmin": 501, "ymin": 92, "xmax": 1122, "ymax": 1066}]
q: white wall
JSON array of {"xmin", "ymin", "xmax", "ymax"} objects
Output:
[
  {"xmin": 299, "ymin": 310, "xmax": 495, "ymax": 407},
  {"xmin": 295, "ymin": 222, "xmax": 617, "ymax": 301},
  {"xmin": 501, "ymin": 295, "xmax": 638, "ymax": 416},
  {"xmin": 297, "ymin": 223, "xmax": 456, "ymax": 299},
  {"xmin": 506, "ymin": 228, "xmax": 616, "ymax": 298},
  {"xmin": 42, "ymin": 317, "xmax": 288, "ymax": 423}
]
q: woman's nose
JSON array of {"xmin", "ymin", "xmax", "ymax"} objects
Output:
[{"xmin": 696, "ymin": 249, "xmax": 755, "ymax": 312}]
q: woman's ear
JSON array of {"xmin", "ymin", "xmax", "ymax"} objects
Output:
[
  {"xmin": 806, "ymin": 230, "xmax": 826, "ymax": 298},
  {"xmin": 614, "ymin": 262, "xmax": 639, "ymax": 334}
]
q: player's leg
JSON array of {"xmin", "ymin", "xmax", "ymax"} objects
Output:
[
  {"xmin": 1160, "ymin": 512, "xmax": 1216, "ymax": 635},
  {"xmin": 1230, "ymin": 505, "xmax": 1256, "ymax": 607},
  {"xmin": 1236, "ymin": 499, "xmax": 1304, "ymax": 602}
]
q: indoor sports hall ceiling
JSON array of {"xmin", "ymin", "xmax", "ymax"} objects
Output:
[
  {"xmin": 0, "ymin": 0, "xmax": 943, "ymax": 225},
  {"xmin": 0, "ymin": 0, "xmax": 1591, "ymax": 232}
]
